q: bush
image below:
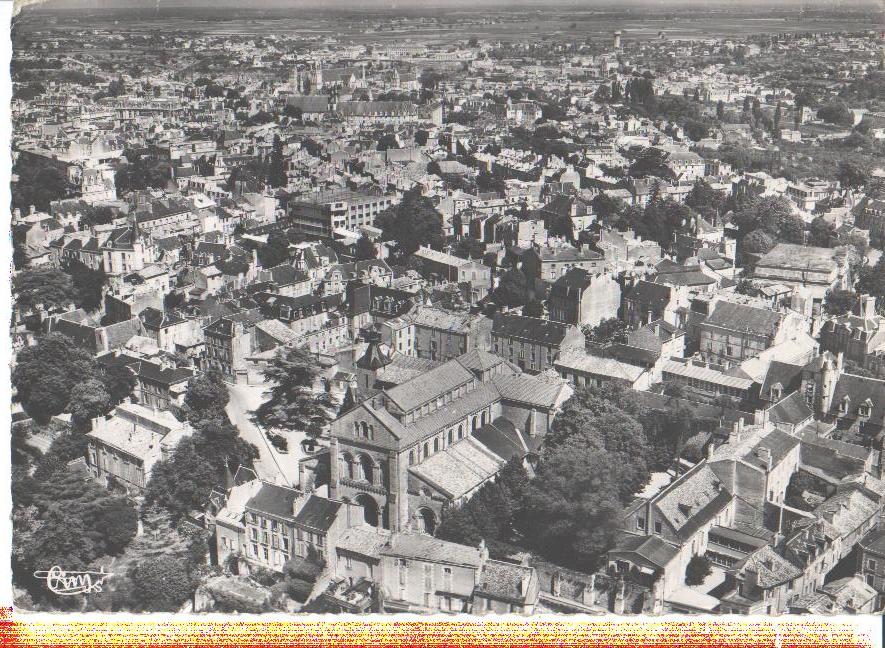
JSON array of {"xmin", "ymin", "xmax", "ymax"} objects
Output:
[
  {"xmin": 267, "ymin": 433, "xmax": 288, "ymax": 452},
  {"xmin": 685, "ymin": 554, "xmax": 713, "ymax": 586}
]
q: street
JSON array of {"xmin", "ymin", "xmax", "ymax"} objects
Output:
[{"xmin": 225, "ymin": 382, "xmax": 303, "ymax": 488}]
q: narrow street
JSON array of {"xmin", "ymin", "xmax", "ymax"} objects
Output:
[{"xmin": 225, "ymin": 382, "xmax": 302, "ymax": 487}]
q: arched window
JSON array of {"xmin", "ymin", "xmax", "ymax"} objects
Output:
[
  {"xmin": 481, "ymin": 411, "xmax": 487, "ymax": 427},
  {"xmin": 447, "ymin": 429, "xmax": 453, "ymax": 444},
  {"xmin": 342, "ymin": 453, "xmax": 355, "ymax": 480},
  {"xmin": 359, "ymin": 454, "xmax": 374, "ymax": 483},
  {"xmin": 353, "ymin": 422, "xmax": 360, "ymax": 437},
  {"xmin": 472, "ymin": 416, "xmax": 479, "ymax": 432},
  {"xmin": 434, "ymin": 438, "xmax": 440, "ymax": 452},
  {"xmin": 360, "ymin": 421, "xmax": 369, "ymax": 438},
  {"xmin": 424, "ymin": 441, "xmax": 430, "ymax": 457},
  {"xmin": 409, "ymin": 450, "xmax": 415, "ymax": 465},
  {"xmin": 458, "ymin": 424, "xmax": 463, "ymax": 439}
]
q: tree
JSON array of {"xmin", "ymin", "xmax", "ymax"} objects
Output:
[
  {"xmin": 437, "ymin": 457, "xmax": 528, "ymax": 557},
  {"xmin": 254, "ymin": 345, "xmax": 334, "ymax": 439},
  {"xmin": 586, "ymin": 317, "xmax": 628, "ymax": 345},
  {"xmin": 13, "ymin": 468, "xmax": 137, "ymax": 600},
  {"xmin": 716, "ymin": 100, "xmax": 725, "ymax": 120},
  {"xmin": 12, "ymin": 333, "xmax": 100, "ymax": 422},
  {"xmin": 489, "ymin": 268, "xmax": 527, "ymax": 308},
  {"xmin": 824, "ymin": 289, "xmax": 857, "ymax": 316},
  {"xmin": 144, "ymin": 438, "xmax": 221, "ymax": 522},
  {"xmin": 13, "ymin": 268, "xmax": 74, "ymax": 313},
  {"xmin": 522, "ymin": 300, "xmax": 543, "ymax": 318},
  {"xmin": 626, "ymin": 147, "xmax": 673, "ymax": 179},
  {"xmin": 837, "ymin": 161, "xmax": 869, "ymax": 190},
  {"xmin": 684, "ymin": 179, "xmax": 726, "ymax": 222},
  {"xmin": 62, "ymin": 259, "xmax": 108, "ymax": 312},
  {"xmin": 685, "ymin": 554, "xmax": 713, "ymax": 586},
  {"xmin": 591, "ymin": 193, "xmax": 626, "ymax": 227},
  {"xmin": 375, "ymin": 188, "xmax": 444, "ymax": 258},
  {"xmin": 184, "ymin": 370, "xmax": 230, "ymax": 420},
  {"xmin": 69, "ymin": 379, "xmax": 112, "ymax": 430},
  {"xmin": 517, "ymin": 440, "xmax": 625, "ymax": 571},
  {"xmin": 353, "ymin": 235, "xmax": 378, "ymax": 261},
  {"xmin": 128, "ymin": 555, "xmax": 198, "ymax": 612},
  {"xmin": 741, "ymin": 228, "xmax": 776, "ymax": 256},
  {"xmin": 817, "ymin": 101, "xmax": 854, "ymax": 127},
  {"xmin": 257, "ymin": 229, "xmax": 291, "ymax": 268},
  {"xmin": 807, "ymin": 216, "xmax": 836, "ymax": 248},
  {"xmin": 266, "ymin": 135, "xmax": 287, "ymax": 189}
]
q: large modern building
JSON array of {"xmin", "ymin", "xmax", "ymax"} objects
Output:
[{"xmin": 288, "ymin": 190, "xmax": 395, "ymax": 237}]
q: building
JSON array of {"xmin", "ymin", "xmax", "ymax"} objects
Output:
[
  {"xmin": 383, "ymin": 306, "xmax": 493, "ymax": 363},
  {"xmin": 857, "ymin": 527, "xmax": 885, "ymax": 610},
  {"xmin": 329, "ymin": 349, "xmax": 572, "ymax": 533},
  {"xmin": 753, "ymin": 243, "xmax": 852, "ymax": 304},
  {"xmin": 698, "ymin": 301, "xmax": 803, "ymax": 366},
  {"xmin": 86, "ymin": 402, "xmax": 193, "ymax": 492},
  {"xmin": 491, "ymin": 313, "xmax": 586, "ymax": 374},
  {"xmin": 548, "ymin": 269, "xmax": 621, "ymax": 328},
  {"xmin": 288, "ymin": 190, "xmax": 394, "ymax": 237},
  {"xmin": 521, "ymin": 243, "xmax": 606, "ymax": 283},
  {"xmin": 202, "ymin": 311, "xmax": 263, "ymax": 383},
  {"xmin": 213, "ymin": 471, "xmax": 361, "ymax": 575},
  {"xmin": 856, "ymin": 198, "xmax": 885, "ymax": 247},
  {"xmin": 818, "ymin": 296, "xmax": 885, "ymax": 378}
]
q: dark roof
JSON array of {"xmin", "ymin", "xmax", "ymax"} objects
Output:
[
  {"xmin": 245, "ymin": 482, "xmax": 299, "ymax": 521},
  {"xmin": 294, "ymin": 495, "xmax": 342, "ymax": 532},
  {"xmin": 760, "ymin": 360, "xmax": 805, "ymax": 400},
  {"xmin": 609, "ymin": 533, "xmax": 679, "ymax": 569},
  {"xmin": 655, "ymin": 270, "xmax": 716, "ymax": 287},
  {"xmin": 828, "ymin": 373, "xmax": 885, "ymax": 428},
  {"xmin": 625, "ymin": 280, "xmax": 671, "ymax": 307},
  {"xmin": 702, "ymin": 301, "xmax": 783, "ymax": 337},
  {"xmin": 859, "ymin": 527, "xmax": 885, "ymax": 557},
  {"xmin": 492, "ymin": 313, "xmax": 572, "ymax": 346},
  {"xmin": 768, "ymin": 392, "xmax": 814, "ymax": 427},
  {"xmin": 472, "ymin": 418, "xmax": 527, "ymax": 461},
  {"xmin": 743, "ymin": 429, "xmax": 801, "ymax": 470},
  {"xmin": 130, "ymin": 359, "xmax": 194, "ymax": 386}
]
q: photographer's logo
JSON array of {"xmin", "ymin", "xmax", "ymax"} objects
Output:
[{"xmin": 33, "ymin": 566, "xmax": 113, "ymax": 596}]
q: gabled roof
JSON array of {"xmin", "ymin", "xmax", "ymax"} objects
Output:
[
  {"xmin": 702, "ymin": 301, "xmax": 783, "ymax": 337},
  {"xmin": 491, "ymin": 313, "xmax": 572, "ymax": 346},
  {"xmin": 380, "ymin": 532, "xmax": 483, "ymax": 568}
]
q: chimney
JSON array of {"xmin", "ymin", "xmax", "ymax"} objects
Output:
[
  {"xmin": 29, "ymin": 205, "xmax": 35, "ymax": 215},
  {"xmin": 478, "ymin": 539, "xmax": 489, "ymax": 565},
  {"xmin": 757, "ymin": 447, "xmax": 772, "ymax": 472}
]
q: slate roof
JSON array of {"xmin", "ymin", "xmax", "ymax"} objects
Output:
[
  {"xmin": 652, "ymin": 464, "xmax": 732, "ymax": 541},
  {"xmin": 380, "ymin": 533, "xmax": 483, "ymax": 568},
  {"xmin": 608, "ymin": 532, "xmax": 679, "ymax": 570},
  {"xmin": 625, "ymin": 280, "xmax": 671, "ymax": 308},
  {"xmin": 294, "ymin": 495, "xmax": 342, "ymax": 532},
  {"xmin": 760, "ymin": 360, "xmax": 805, "ymax": 400},
  {"xmin": 702, "ymin": 301, "xmax": 783, "ymax": 338},
  {"xmin": 472, "ymin": 418, "xmax": 529, "ymax": 461},
  {"xmin": 475, "ymin": 559, "xmax": 535, "ymax": 604},
  {"xmin": 828, "ymin": 373, "xmax": 885, "ymax": 428},
  {"xmin": 741, "ymin": 428, "xmax": 800, "ymax": 470},
  {"xmin": 245, "ymin": 482, "xmax": 299, "ymax": 521},
  {"xmin": 768, "ymin": 392, "xmax": 814, "ymax": 427},
  {"xmin": 385, "ymin": 361, "xmax": 474, "ymax": 414},
  {"xmin": 654, "ymin": 271, "xmax": 716, "ymax": 287},
  {"xmin": 492, "ymin": 313, "xmax": 572, "ymax": 346},
  {"xmin": 555, "ymin": 349, "xmax": 646, "ymax": 383}
]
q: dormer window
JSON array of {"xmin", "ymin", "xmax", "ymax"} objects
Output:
[
  {"xmin": 770, "ymin": 384, "xmax": 782, "ymax": 402},
  {"xmin": 839, "ymin": 396, "xmax": 850, "ymax": 415},
  {"xmin": 859, "ymin": 400, "xmax": 873, "ymax": 419}
]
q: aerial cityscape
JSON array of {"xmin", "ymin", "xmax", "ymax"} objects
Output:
[{"xmin": 8, "ymin": 0, "xmax": 885, "ymax": 615}]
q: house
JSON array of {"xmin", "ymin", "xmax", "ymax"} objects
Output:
[
  {"xmin": 857, "ymin": 527, "xmax": 885, "ymax": 610},
  {"xmin": 383, "ymin": 306, "xmax": 493, "ymax": 363},
  {"xmin": 521, "ymin": 243, "xmax": 606, "ymax": 284},
  {"xmin": 818, "ymin": 296, "xmax": 885, "ymax": 379},
  {"xmin": 754, "ymin": 243, "xmax": 852, "ymax": 304},
  {"xmin": 800, "ymin": 351, "xmax": 885, "ymax": 445},
  {"xmin": 623, "ymin": 280, "xmax": 679, "ymax": 328},
  {"xmin": 491, "ymin": 313, "xmax": 585, "ymax": 374},
  {"xmin": 202, "ymin": 310, "xmax": 263, "ymax": 383},
  {"xmin": 548, "ymin": 269, "xmax": 621, "ymax": 328},
  {"xmin": 86, "ymin": 402, "xmax": 193, "ymax": 492},
  {"xmin": 213, "ymin": 471, "xmax": 361, "ymax": 575},
  {"xmin": 698, "ymin": 301, "xmax": 805, "ymax": 366}
]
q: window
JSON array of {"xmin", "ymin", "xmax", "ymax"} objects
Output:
[
  {"xmin": 654, "ymin": 521, "xmax": 662, "ymax": 534},
  {"xmin": 637, "ymin": 517, "xmax": 646, "ymax": 531},
  {"xmin": 434, "ymin": 438, "xmax": 440, "ymax": 452},
  {"xmin": 409, "ymin": 450, "xmax": 415, "ymax": 465},
  {"xmin": 346, "ymin": 556, "xmax": 353, "ymax": 569},
  {"xmin": 868, "ymin": 559, "xmax": 877, "ymax": 571}
]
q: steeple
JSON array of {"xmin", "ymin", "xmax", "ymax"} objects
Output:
[{"xmin": 357, "ymin": 330, "xmax": 390, "ymax": 371}]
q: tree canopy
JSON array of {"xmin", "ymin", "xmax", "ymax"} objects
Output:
[
  {"xmin": 375, "ymin": 188, "xmax": 444, "ymax": 259},
  {"xmin": 254, "ymin": 345, "xmax": 334, "ymax": 438}
]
